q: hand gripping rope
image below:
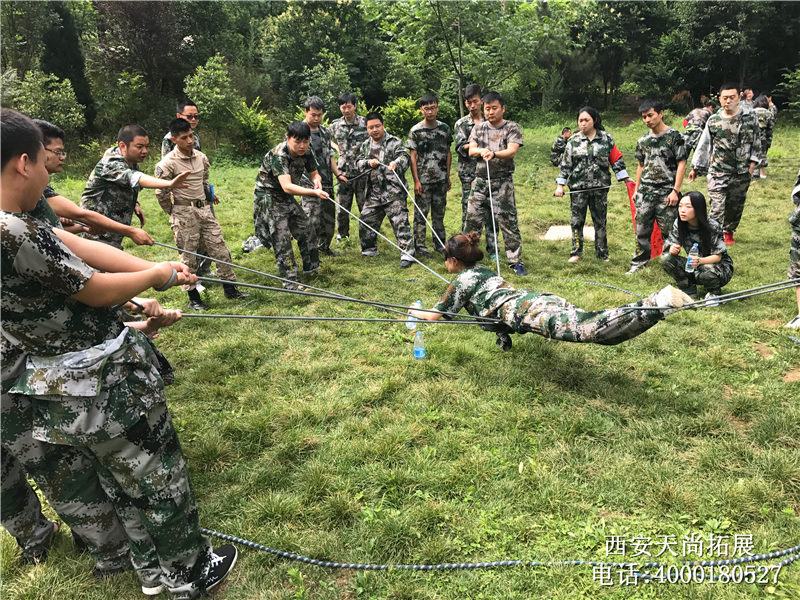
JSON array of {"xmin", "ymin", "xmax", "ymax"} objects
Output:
[
  {"xmin": 200, "ymin": 527, "xmax": 799, "ymax": 580},
  {"xmin": 555, "ymin": 183, "xmax": 628, "ymax": 195},
  {"xmin": 485, "ymin": 159, "xmax": 502, "ymax": 274}
]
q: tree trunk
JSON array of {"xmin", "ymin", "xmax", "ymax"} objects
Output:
[{"xmin": 457, "ymin": 16, "xmax": 464, "ymax": 119}]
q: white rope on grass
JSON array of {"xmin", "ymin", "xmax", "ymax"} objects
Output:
[{"xmin": 485, "ymin": 159, "xmax": 502, "ymax": 274}]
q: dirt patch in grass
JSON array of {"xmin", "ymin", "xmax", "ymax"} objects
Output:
[
  {"xmin": 783, "ymin": 367, "xmax": 800, "ymax": 383},
  {"xmin": 752, "ymin": 342, "xmax": 773, "ymax": 358},
  {"xmin": 761, "ymin": 319, "xmax": 785, "ymax": 327}
]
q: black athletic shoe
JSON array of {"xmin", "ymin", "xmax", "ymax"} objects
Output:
[
  {"xmin": 398, "ymin": 259, "xmax": 414, "ymax": 269},
  {"xmin": 187, "ymin": 290, "xmax": 209, "ymax": 311},
  {"xmin": 93, "ymin": 563, "xmax": 130, "ymax": 579},
  {"xmin": 320, "ymin": 248, "xmax": 340, "ymax": 257},
  {"xmin": 205, "ymin": 545, "xmax": 238, "ymax": 592},
  {"xmin": 418, "ymin": 250, "xmax": 433, "ymax": 259},
  {"xmin": 680, "ymin": 285, "xmax": 698, "ymax": 299},
  {"xmin": 496, "ymin": 333, "xmax": 513, "ymax": 352},
  {"xmin": 223, "ymin": 284, "xmax": 249, "ymax": 300}
]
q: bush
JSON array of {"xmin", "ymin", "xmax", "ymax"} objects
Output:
[
  {"xmin": 16, "ymin": 70, "xmax": 85, "ymax": 133},
  {"xmin": 184, "ymin": 54, "xmax": 243, "ymax": 137},
  {"xmin": 381, "ymin": 97, "xmax": 419, "ymax": 138},
  {"xmin": 778, "ymin": 65, "xmax": 800, "ymax": 118},
  {"xmin": 92, "ymin": 71, "xmax": 154, "ymax": 132},
  {"xmin": 231, "ymin": 96, "xmax": 277, "ymax": 157},
  {"xmin": 1, "ymin": 68, "xmax": 20, "ymax": 107}
]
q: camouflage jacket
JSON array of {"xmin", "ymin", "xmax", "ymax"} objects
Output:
[
  {"xmin": 790, "ymin": 168, "xmax": 800, "ymax": 227},
  {"xmin": 468, "ymin": 120, "xmax": 524, "ymax": 180},
  {"xmin": 691, "ymin": 108, "xmax": 761, "ymax": 176},
  {"xmin": 1, "ymin": 211, "xmax": 123, "ymax": 356},
  {"xmin": 310, "ymin": 126, "xmax": 335, "ymax": 188},
  {"xmin": 254, "ymin": 142, "xmax": 320, "ymax": 202},
  {"xmin": 330, "ymin": 115, "xmax": 369, "ymax": 176},
  {"xmin": 556, "ymin": 130, "xmax": 629, "ymax": 190},
  {"xmin": 161, "ymin": 130, "xmax": 201, "ymax": 158},
  {"xmin": 30, "ymin": 195, "xmax": 62, "ymax": 229},
  {"xmin": 433, "ymin": 265, "xmax": 543, "ymax": 320},
  {"xmin": 550, "ymin": 135, "xmax": 568, "ymax": 167},
  {"xmin": 634, "ymin": 127, "xmax": 689, "ymax": 188},
  {"xmin": 663, "ymin": 215, "xmax": 727, "ymax": 257},
  {"xmin": 79, "ymin": 146, "xmax": 142, "ymax": 245},
  {"xmin": 406, "ymin": 120, "xmax": 452, "ymax": 184},
  {"xmin": 355, "ymin": 133, "xmax": 410, "ymax": 201},
  {"xmin": 752, "ymin": 107, "xmax": 776, "ymax": 151},
  {"xmin": 454, "ymin": 114, "xmax": 482, "ymax": 181},
  {"xmin": 769, "ymin": 104, "xmax": 778, "ymax": 119},
  {"xmin": 684, "ymin": 108, "xmax": 712, "ymax": 131}
]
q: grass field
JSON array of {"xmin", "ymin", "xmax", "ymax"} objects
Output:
[{"xmin": 2, "ymin": 115, "xmax": 799, "ymax": 599}]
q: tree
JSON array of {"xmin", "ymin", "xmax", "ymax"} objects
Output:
[
  {"xmin": 184, "ymin": 54, "xmax": 243, "ymax": 141},
  {"xmin": 41, "ymin": 1, "xmax": 95, "ymax": 127},
  {"xmin": 16, "ymin": 71, "xmax": 86, "ymax": 133},
  {"xmin": 0, "ymin": 2, "xmax": 60, "ymax": 75}
]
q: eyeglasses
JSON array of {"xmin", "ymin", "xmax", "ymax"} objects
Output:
[
  {"xmin": 45, "ymin": 148, "xmax": 67, "ymax": 158},
  {"xmin": 420, "ymin": 106, "xmax": 438, "ymax": 112},
  {"xmin": 179, "ymin": 113, "xmax": 200, "ymax": 121}
]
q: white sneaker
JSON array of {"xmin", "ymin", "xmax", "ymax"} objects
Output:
[
  {"xmin": 626, "ymin": 263, "xmax": 646, "ymax": 275},
  {"xmin": 656, "ymin": 285, "xmax": 693, "ymax": 315},
  {"xmin": 141, "ymin": 583, "xmax": 165, "ymax": 596},
  {"xmin": 703, "ymin": 292, "xmax": 720, "ymax": 307},
  {"xmin": 786, "ymin": 315, "xmax": 800, "ymax": 329},
  {"xmin": 195, "ymin": 282, "xmax": 206, "ymax": 293}
]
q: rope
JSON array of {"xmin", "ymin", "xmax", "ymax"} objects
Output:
[
  {"xmin": 311, "ymin": 177, "xmax": 450, "ymax": 284},
  {"xmin": 528, "ymin": 277, "xmax": 644, "ymax": 297},
  {"xmin": 200, "ymin": 528, "xmax": 799, "ymax": 574},
  {"xmin": 555, "ymin": 184, "xmax": 628, "ymax": 196},
  {"xmin": 485, "ymin": 159, "xmax": 502, "ymax": 274},
  {"xmin": 181, "ymin": 314, "xmax": 489, "ymax": 325},
  {"xmin": 195, "ymin": 276, "xmax": 500, "ymax": 323},
  {"xmin": 383, "ymin": 164, "xmax": 446, "ymax": 252}
]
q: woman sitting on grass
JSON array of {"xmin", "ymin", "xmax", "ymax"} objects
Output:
[
  {"xmin": 408, "ymin": 232, "xmax": 692, "ymax": 351},
  {"xmin": 661, "ymin": 191, "xmax": 733, "ymax": 302}
]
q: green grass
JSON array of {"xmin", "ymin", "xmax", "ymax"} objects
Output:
[{"xmin": 3, "ymin": 117, "xmax": 800, "ymax": 599}]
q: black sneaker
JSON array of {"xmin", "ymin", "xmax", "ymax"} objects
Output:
[
  {"xmin": 496, "ymin": 333, "xmax": 513, "ymax": 352},
  {"xmin": 320, "ymin": 248, "xmax": 340, "ymax": 257},
  {"xmin": 223, "ymin": 284, "xmax": 249, "ymax": 300},
  {"xmin": 511, "ymin": 264, "xmax": 528, "ymax": 276},
  {"xmin": 93, "ymin": 563, "xmax": 131, "ymax": 579},
  {"xmin": 398, "ymin": 259, "xmax": 414, "ymax": 269},
  {"xmin": 187, "ymin": 290, "xmax": 209, "ymax": 311},
  {"xmin": 679, "ymin": 285, "xmax": 698, "ymax": 298},
  {"xmin": 205, "ymin": 544, "xmax": 237, "ymax": 592},
  {"xmin": 418, "ymin": 250, "xmax": 433, "ymax": 259}
]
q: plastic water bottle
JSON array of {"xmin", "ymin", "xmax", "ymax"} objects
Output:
[
  {"xmin": 685, "ymin": 243, "xmax": 699, "ymax": 273},
  {"xmin": 414, "ymin": 331, "xmax": 425, "ymax": 360},
  {"xmin": 406, "ymin": 301, "xmax": 422, "ymax": 330}
]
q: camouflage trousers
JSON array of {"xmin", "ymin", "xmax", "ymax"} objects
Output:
[
  {"xmin": 301, "ymin": 186, "xmax": 336, "ymax": 252},
  {"xmin": 359, "ymin": 192, "xmax": 415, "ymax": 261},
  {"xmin": 413, "ymin": 180, "xmax": 447, "ymax": 254},
  {"xmin": 631, "ymin": 186, "xmax": 677, "ymax": 266},
  {"xmin": 169, "ymin": 205, "xmax": 236, "ymax": 292},
  {"xmin": 255, "ymin": 191, "xmax": 319, "ymax": 285},
  {"xmin": 498, "ymin": 290, "xmax": 664, "ymax": 345},
  {"xmin": 661, "ymin": 252, "xmax": 734, "ymax": 292},
  {"xmin": 683, "ymin": 129, "xmax": 702, "ymax": 153},
  {"xmin": 570, "ymin": 189, "xmax": 609, "ymax": 259},
  {"xmin": 707, "ymin": 172, "xmax": 751, "ymax": 232},
  {"xmin": 336, "ymin": 176, "xmax": 368, "ymax": 239},
  {"xmin": 788, "ymin": 225, "xmax": 800, "ymax": 280},
  {"xmin": 460, "ymin": 176, "xmax": 474, "ymax": 231},
  {"xmin": 463, "ymin": 177, "xmax": 523, "ymax": 266}
]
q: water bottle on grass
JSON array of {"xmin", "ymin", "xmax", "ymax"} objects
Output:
[
  {"xmin": 406, "ymin": 301, "xmax": 422, "ymax": 330},
  {"xmin": 414, "ymin": 331, "xmax": 425, "ymax": 360},
  {"xmin": 685, "ymin": 243, "xmax": 699, "ymax": 273}
]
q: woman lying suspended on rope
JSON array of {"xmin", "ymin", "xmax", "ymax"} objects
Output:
[{"xmin": 407, "ymin": 232, "xmax": 693, "ymax": 351}]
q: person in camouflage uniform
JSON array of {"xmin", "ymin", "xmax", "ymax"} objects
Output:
[
  {"xmin": 80, "ymin": 125, "xmax": 193, "ymax": 249},
  {"xmin": 555, "ymin": 106, "xmax": 631, "ymax": 262},
  {"xmin": 1, "ymin": 109, "xmax": 237, "ymax": 598},
  {"xmin": 253, "ymin": 121, "xmax": 325, "ymax": 289},
  {"xmin": 407, "ymin": 93, "xmax": 453, "ymax": 257},
  {"xmin": 550, "ymin": 127, "xmax": 572, "ymax": 167},
  {"xmin": 454, "ymin": 84, "xmax": 484, "ymax": 232},
  {"xmin": 330, "ymin": 92, "xmax": 369, "ymax": 242},
  {"xmin": 786, "ymin": 168, "xmax": 800, "ymax": 329},
  {"xmin": 156, "ymin": 118, "xmax": 247, "ymax": 310},
  {"xmin": 627, "ymin": 100, "xmax": 689, "ymax": 274},
  {"xmin": 409, "ymin": 233, "xmax": 692, "ymax": 351},
  {"xmin": 689, "ymin": 82, "xmax": 761, "ymax": 244},
  {"xmin": 303, "ymin": 96, "xmax": 344, "ymax": 256},
  {"xmin": 682, "ymin": 101, "xmax": 715, "ymax": 152},
  {"xmin": 465, "ymin": 91, "xmax": 527, "ymax": 275},
  {"xmin": 751, "ymin": 95, "xmax": 776, "ymax": 178},
  {"xmin": 662, "ymin": 192, "xmax": 733, "ymax": 299},
  {"xmin": 355, "ymin": 112, "xmax": 415, "ymax": 268}
]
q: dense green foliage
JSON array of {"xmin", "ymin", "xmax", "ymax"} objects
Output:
[
  {"xmin": 2, "ymin": 1, "xmax": 799, "ymax": 152},
  {"xmin": 2, "ymin": 117, "xmax": 799, "ymax": 600}
]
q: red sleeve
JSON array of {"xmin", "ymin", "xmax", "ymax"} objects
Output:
[
  {"xmin": 609, "ymin": 144, "xmax": 623, "ymax": 164},
  {"xmin": 683, "ymin": 119, "xmax": 689, "ymax": 128}
]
